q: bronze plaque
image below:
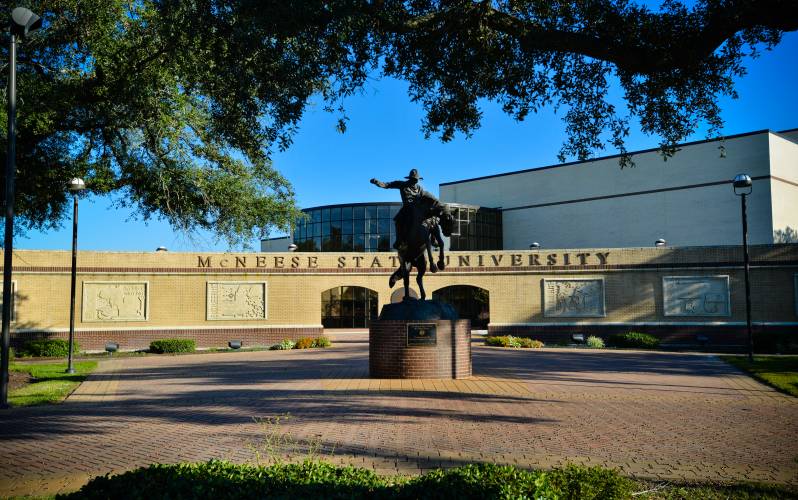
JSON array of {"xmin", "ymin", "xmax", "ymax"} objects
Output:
[{"xmin": 407, "ymin": 323, "xmax": 437, "ymax": 346}]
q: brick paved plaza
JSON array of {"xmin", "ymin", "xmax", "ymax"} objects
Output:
[{"xmin": 1, "ymin": 333, "xmax": 797, "ymax": 497}]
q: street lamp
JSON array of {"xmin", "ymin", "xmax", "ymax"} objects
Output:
[
  {"xmin": 2, "ymin": 7, "xmax": 43, "ymax": 408},
  {"xmin": 733, "ymin": 173, "xmax": 754, "ymax": 362},
  {"xmin": 529, "ymin": 242, "xmax": 540, "ymax": 249},
  {"xmin": 655, "ymin": 238, "xmax": 667, "ymax": 247},
  {"xmin": 65, "ymin": 178, "xmax": 85, "ymax": 374}
]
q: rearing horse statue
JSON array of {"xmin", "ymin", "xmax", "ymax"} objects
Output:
[{"xmin": 370, "ymin": 170, "xmax": 454, "ymax": 301}]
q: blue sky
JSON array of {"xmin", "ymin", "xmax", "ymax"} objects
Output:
[{"xmin": 17, "ymin": 32, "xmax": 798, "ymax": 252}]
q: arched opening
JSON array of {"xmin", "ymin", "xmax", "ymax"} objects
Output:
[
  {"xmin": 432, "ymin": 285, "xmax": 490, "ymax": 329},
  {"xmin": 390, "ymin": 287, "xmax": 418, "ymax": 303},
  {"xmin": 321, "ymin": 286, "xmax": 378, "ymax": 328}
]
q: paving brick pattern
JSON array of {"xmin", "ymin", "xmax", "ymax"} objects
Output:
[{"xmin": 1, "ymin": 333, "xmax": 797, "ymax": 497}]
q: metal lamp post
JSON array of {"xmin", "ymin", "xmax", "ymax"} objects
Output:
[
  {"xmin": 733, "ymin": 173, "xmax": 754, "ymax": 362},
  {"xmin": 2, "ymin": 7, "xmax": 42, "ymax": 408},
  {"xmin": 65, "ymin": 178, "xmax": 85, "ymax": 374}
]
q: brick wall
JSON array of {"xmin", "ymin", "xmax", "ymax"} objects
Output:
[
  {"xmin": 369, "ymin": 320, "xmax": 472, "ymax": 379},
  {"xmin": 2, "ymin": 246, "xmax": 796, "ymax": 351}
]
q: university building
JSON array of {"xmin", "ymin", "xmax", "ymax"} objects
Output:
[{"xmin": 4, "ymin": 128, "xmax": 798, "ymax": 351}]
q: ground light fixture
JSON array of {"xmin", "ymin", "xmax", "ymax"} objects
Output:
[
  {"xmin": 733, "ymin": 173, "xmax": 754, "ymax": 362},
  {"xmin": 105, "ymin": 342, "xmax": 119, "ymax": 355},
  {"xmin": 2, "ymin": 7, "xmax": 44, "ymax": 408},
  {"xmin": 66, "ymin": 178, "xmax": 86, "ymax": 374},
  {"xmin": 228, "ymin": 340, "xmax": 243, "ymax": 349}
]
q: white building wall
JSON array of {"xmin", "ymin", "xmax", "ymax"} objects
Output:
[
  {"xmin": 769, "ymin": 133, "xmax": 798, "ymax": 243},
  {"xmin": 440, "ymin": 131, "xmax": 780, "ymax": 249}
]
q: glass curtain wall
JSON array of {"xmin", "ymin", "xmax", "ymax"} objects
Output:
[
  {"xmin": 294, "ymin": 203, "xmax": 400, "ymax": 252},
  {"xmin": 448, "ymin": 206, "xmax": 502, "ymax": 251}
]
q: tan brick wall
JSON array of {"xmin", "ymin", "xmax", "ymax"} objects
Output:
[{"xmin": 3, "ymin": 244, "xmax": 796, "ymax": 349}]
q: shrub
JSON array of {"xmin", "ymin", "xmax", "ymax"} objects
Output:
[
  {"xmin": 606, "ymin": 332, "xmax": 659, "ymax": 349},
  {"xmin": 21, "ymin": 339, "xmax": 79, "ymax": 357},
  {"xmin": 270, "ymin": 339, "xmax": 295, "ymax": 350},
  {"xmin": 485, "ymin": 335, "xmax": 518, "ymax": 348},
  {"xmin": 149, "ymin": 339, "xmax": 196, "ymax": 354},
  {"xmin": 312, "ymin": 336, "xmax": 331, "ymax": 348},
  {"xmin": 485, "ymin": 336, "xmax": 542, "ymax": 348},
  {"xmin": 753, "ymin": 332, "xmax": 798, "ymax": 354},
  {"xmin": 294, "ymin": 337, "xmax": 315, "ymax": 349},
  {"xmin": 59, "ymin": 460, "xmax": 633, "ymax": 500},
  {"xmin": 586, "ymin": 336, "xmax": 605, "ymax": 348},
  {"xmin": 518, "ymin": 338, "xmax": 544, "ymax": 348}
]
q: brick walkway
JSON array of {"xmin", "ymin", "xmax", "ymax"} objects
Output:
[{"xmin": 1, "ymin": 333, "xmax": 797, "ymax": 497}]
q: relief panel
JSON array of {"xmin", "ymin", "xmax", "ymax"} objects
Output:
[
  {"xmin": 207, "ymin": 281, "xmax": 267, "ymax": 320},
  {"xmin": 82, "ymin": 282, "xmax": 148, "ymax": 322},
  {"xmin": 663, "ymin": 276, "xmax": 730, "ymax": 317},
  {"xmin": 543, "ymin": 279, "xmax": 605, "ymax": 318}
]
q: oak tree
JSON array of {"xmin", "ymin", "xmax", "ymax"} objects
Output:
[{"xmin": 2, "ymin": 0, "xmax": 796, "ymax": 245}]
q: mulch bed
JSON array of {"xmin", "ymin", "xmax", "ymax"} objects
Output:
[{"xmin": 8, "ymin": 370, "xmax": 32, "ymax": 392}]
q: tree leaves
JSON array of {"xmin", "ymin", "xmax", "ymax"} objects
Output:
[{"xmin": 2, "ymin": 0, "xmax": 794, "ymax": 245}]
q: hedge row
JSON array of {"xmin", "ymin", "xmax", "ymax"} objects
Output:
[
  {"xmin": 485, "ymin": 336, "xmax": 544, "ymax": 348},
  {"xmin": 149, "ymin": 339, "xmax": 196, "ymax": 354},
  {"xmin": 606, "ymin": 332, "xmax": 660, "ymax": 349},
  {"xmin": 58, "ymin": 460, "xmax": 631, "ymax": 500},
  {"xmin": 19, "ymin": 339, "xmax": 80, "ymax": 357}
]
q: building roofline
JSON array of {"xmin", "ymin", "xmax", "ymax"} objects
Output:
[
  {"xmin": 440, "ymin": 128, "xmax": 786, "ymax": 187},
  {"xmin": 298, "ymin": 201, "xmax": 402, "ymax": 212}
]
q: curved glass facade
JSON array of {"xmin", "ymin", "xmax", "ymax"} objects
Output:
[
  {"xmin": 293, "ymin": 203, "xmax": 401, "ymax": 252},
  {"xmin": 289, "ymin": 202, "xmax": 502, "ymax": 252}
]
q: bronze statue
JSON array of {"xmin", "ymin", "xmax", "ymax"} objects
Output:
[{"xmin": 370, "ymin": 170, "xmax": 453, "ymax": 300}]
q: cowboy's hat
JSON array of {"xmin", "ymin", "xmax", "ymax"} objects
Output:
[{"xmin": 405, "ymin": 169, "xmax": 423, "ymax": 180}]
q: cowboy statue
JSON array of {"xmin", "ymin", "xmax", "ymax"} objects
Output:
[
  {"xmin": 370, "ymin": 169, "xmax": 454, "ymax": 300},
  {"xmin": 370, "ymin": 168, "xmax": 434, "ymax": 251}
]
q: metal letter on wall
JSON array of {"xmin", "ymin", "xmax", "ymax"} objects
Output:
[
  {"xmin": 663, "ymin": 276, "xmax": 730, "ymax": 317},
  {"xmin": 543, "ymin": 278, "xmax": 606, "ymax": 318},
  {"xmin": 82, "ymin": 282, "xmax": 149, "ymax": 322},
  {"xmin": 207, "ymin": 281, "xmax": 267, "ymax": 320}
]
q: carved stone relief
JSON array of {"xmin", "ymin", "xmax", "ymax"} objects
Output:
[
  {"xmin": 82, "ymin": 282, "xmax": 148, "ymax": 322},
  {"xmin": 543, "ymin": 279, "xmax": 605, "ymax": 317},
  {"xmin": 663, "ymin": 276, "xmax": 730, "ymax": 317},
  {"xmin": 207, "ymin": 281, "xmax": 267, "ymax": 320}
]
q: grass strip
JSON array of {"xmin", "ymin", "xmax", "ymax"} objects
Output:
[
  {"xmin": 721, "ymin": 355, "xmax": 798, "ymax": 397},
  {"xmin": 9, "ymin": 360, "xmax": 98, "ymax": 407}
]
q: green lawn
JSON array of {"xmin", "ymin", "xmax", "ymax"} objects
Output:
[
  {"xmin": 9, "ymin": 360, "xmax": 98, "ymax": 407},
  {"xmin": 722, "ymin": 356, "xmax": 798, "ymax": 397}
]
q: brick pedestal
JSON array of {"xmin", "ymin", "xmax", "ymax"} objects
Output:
[{"xmin": 369, "ymin": 319, "xmax": 472, "ymax": 379}]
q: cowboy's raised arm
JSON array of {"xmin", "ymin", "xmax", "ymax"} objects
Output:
[{"xmin": 370, "ymin": 178, "xmax": 404, "ymax": 189}]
